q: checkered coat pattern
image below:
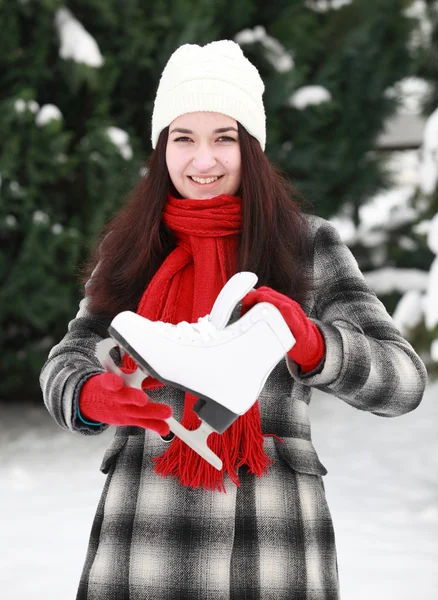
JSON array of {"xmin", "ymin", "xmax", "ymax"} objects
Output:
[{"xmin": 40, "ymin": 215, "xmax": 427, "ymax": 600}]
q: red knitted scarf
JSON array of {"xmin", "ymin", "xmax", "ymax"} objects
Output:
[{"xmin": 122, "ymin": 193, "xmax": 274, "ymax": 492}]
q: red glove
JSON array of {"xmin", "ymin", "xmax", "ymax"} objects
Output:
[
  {"xmin": 79, "ymin": 372, "xmax": 172, "ymax": 435},
  {"xmin": 241, "ymin": 286, "xmax": 325, "ymax": 372}
]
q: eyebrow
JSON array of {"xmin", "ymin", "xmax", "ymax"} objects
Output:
[{"xmin": 169, "ymin": 127, "xmax": 239, "ymax": 135}]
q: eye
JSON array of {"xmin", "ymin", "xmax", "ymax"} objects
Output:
[
  {"xmin": 217, "ymin": 136, "xmax": 237, "ymax": 143},
  {"xmin": 173, "ymin": 136, "xmax": 193, "ymax": 143}
]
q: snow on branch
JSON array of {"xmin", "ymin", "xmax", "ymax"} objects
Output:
[
  {"xmin": 288, "ymin": 86, "xmax": 332, "ymax": 109},
  {"xmin": 403, "ymin": 0, "xmax": 433, "ymax": 52},
  {"xmin": 106, "ymin": 127, "xmax": 133, "ymax": 160},
  {"xmin": 392, "ymin": 290, "xmax": 424, "ymax": 336},
  {"xmin": 35, "ymin": 105, "xmax": 63, "ymax": 127},
  {"xmin": 419, "ymin": 107, "xmax": 438, "ymax": 196},
  {"xmin": 54, "ymin": 8, "xmax": 104, "ymax": 68},
  {"xmin": 423, "ymin": 256, "xmax": 438, "ymax": 330},
  {"xmin": 384, "ymin": 77, "xmax": 432, "ymax": 116},
  {"xmin": 14, "ymin": 99, "xmax": 39, "ymax": 113},
  {"xmin": 305, "ymin": 0, "xmax": 353, "ymax": 12},
  {"xmin": 235, "ymin": 27, "xmax": 294, "ymax": 73},
  {"xmin": 427, "ymin": 213, "xmax": 438, "ymax": 255},
  {"xmin": 363, "ymin": 267, "xmax": 429, "ymax": 295}
]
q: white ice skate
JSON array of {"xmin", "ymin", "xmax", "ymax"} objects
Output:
[{"xmin": 95, "ymin": 272, "xmax": 295, "ymax": 470}]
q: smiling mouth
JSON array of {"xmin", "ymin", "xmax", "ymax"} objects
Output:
[{"xmin": 188, "ymin": 175, "xmax": 224, "ymax": 185}]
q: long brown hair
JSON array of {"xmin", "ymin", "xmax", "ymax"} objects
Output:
[{"xmin": 83, "ymin": 124, "xmax": 315, "ymax": 318}]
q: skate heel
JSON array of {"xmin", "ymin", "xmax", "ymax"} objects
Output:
[{"xmin": 193, "ymin": 397, "xmax": 240, "ymax": 434}]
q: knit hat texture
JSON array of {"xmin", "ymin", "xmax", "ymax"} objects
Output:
[{"xmin": 151, "ymin": 40, "xmax": 266, "ymax": 150}]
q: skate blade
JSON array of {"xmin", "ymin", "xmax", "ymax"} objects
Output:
[
  {"xmin": 164, "ymin": 417, "xmax": 222, "ymax": 470},
  {"xmin": 94, "ymin": 338, "xmax": 223, "ymax": 471}
]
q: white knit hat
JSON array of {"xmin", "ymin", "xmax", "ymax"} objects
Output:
[{"xmin": 151, "ymin": 40, "xmax": 266, "ymax": 150}]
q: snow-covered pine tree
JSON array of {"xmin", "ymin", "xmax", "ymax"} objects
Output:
[
  {"xmin": 0, "ymin": 0, "xmax": 420, "ymax": 399},
  {"xmin": 237, "ymin": 0, "xmax": 417, "ymax": 219},
  {"xmin": 391, "ymin": 0, "xmax": 438, "ymax": 374},
  {"xmin": 0, "ymin": 3, "xmax": 140, "ymax": 399}
]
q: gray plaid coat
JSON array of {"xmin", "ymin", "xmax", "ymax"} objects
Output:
[{"xmin": 40, "ymin": 215, "xmax": 427, "ymax": 600}]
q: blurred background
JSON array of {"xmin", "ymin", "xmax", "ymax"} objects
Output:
[{"xmin": 0, "ymin": 0, "xmax": 437, "ymax": 598}]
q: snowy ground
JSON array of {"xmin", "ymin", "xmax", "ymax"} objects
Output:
[{"xmin": 1, "ymin": 383, "xmax": 437, "ymax": 600}]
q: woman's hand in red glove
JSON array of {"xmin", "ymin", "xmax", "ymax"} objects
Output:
[
  {"xmin": 241, "ymin": 286, "xmax": 325, "ymax": 372},
  {"xmin": 79, "ymin": 372, "xmax": 172, "ymax": 435}
]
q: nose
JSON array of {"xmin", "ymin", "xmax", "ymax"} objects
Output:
[{"xmin": 192, "ymin": 144, "xmax": 217, "ymax": 172}]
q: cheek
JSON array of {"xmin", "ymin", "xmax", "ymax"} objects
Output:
[
  {"xmin": 166, "ymin": 148, "xmax": 184, "ymax": 179},
  {"xmin": 231, "ymin": 148, "xmax": 241, "ymax": 175},
  {"xmin": 232, "ymin": 154, "xmax": 242, "ymax": 179},
  {"xmin": 222, "ymin": 148, "xmax": 241, "ymax": 176}
]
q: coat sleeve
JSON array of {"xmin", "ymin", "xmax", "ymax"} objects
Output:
[
  {"xmin": 39, "ymin": 281, "xmax": 113, "ymax": 435},
  {"xmin": 287, "ymin": 218, "xmax": 428, "ymax": 417}
]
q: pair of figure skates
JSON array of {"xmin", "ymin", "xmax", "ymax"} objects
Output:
[{"xmin": 96, "ymin": 272, "xmax": 295, "ymax": 470}]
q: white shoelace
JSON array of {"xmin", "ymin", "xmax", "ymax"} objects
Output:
[{"xmin": 157, "ymin": 315, "xmax": 232, "ymax": 343}]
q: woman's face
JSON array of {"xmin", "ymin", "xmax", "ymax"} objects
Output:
[{"xmin": 165, "ymin": 111, "xmax": 242, "ymax": 200}]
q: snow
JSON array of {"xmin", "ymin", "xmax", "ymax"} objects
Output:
[
  {"xmin": 414, "ymin": 219, "xmax": 432, "ymax": 235},
  {"xmin": 420, "ymin": 154, "xmax": 438, "ymax": 196},
  {"xmin": 1, "ymin": 381, "xmax": 437, "ymax": 599},
  {"xmin": 431, "ymin": 340, "xmax": 438, "ymax": 362},
  {"xmin": 106, "ymin": 127, "xmax": 133, "ymax": 160},
  {"xmin": 416, "ymin": 106, "xmax": 438, "ymax": 335},
  {"xmin": 385, "ymin": 77, "xmax": 432, "ymax": 116},
  {"xmin": 56, "ymin": 153, "xmax": 68, "ymax": 164},
  {"xmin": 15, "ymin": 100, "xmax": 63, "ymax": 126},
  {"xmin": 427, "ymin": 213, "xmax": 438, "ymax": 255},
  {"xmin": 327, "ymin": 139, "xmax": 437, "ymax": 348},
  {"xmin": 423, "ymin": 256, "xmax": 438, "ymax": 330},
  {"xmin": 329, "ymin": 186, "xmax": 418, "ymax": 250},
  {"xmin": 419, "ymin": 107, "xmax": 438, "ymax": 195},
  {"xmin": 363, "ymin": 268, "xmax": 428, "ymax": 295},
  {"xmin": 359, "ymin": 187, "xmax": 418, "ymax": 236},
  {"xmin": 5, "ymin": 215, "xmax": 17, "ymax": 227},
  {"xmin": 305, "ymin": 0, "xmax": 353, "ymax": 12},
  {"xmin": 32, "ymin": 210, "xmax": 49, "ymax": 225},
  {"xmin": 9, "ymin": 181, "xmax": 23, "ymax": 196},
  {"xmin": 403, "ymin": 0, "xmax": 433, "ymax": 51},
  {"xmin": 14, "ymin": 99, "xmax": 39, "ymax": 114},
  {"xmin": 51, "ymin": 223, "xmax": 63, "ymax": 235},
  {"xmin": 392, "ymin": 289, "xmax": 424, "ymax": 335},
  {"xmin": 14, "ymin": 99, "xmax": 26, "ymax": 113},
  {"xmin": 35, "ymin": 104, "xmax": 63, "ymax": 127},
  {"xmin": 330, "ymin": 151, "xmax": 422, "ymax": 250},
  {"xmin": 328, "ymin": 215, "xmax": 356, "ymax": 245},
  {"xmin": 54, "ymin": 8, "xmax": 104, "ymax": 68},
  {"xmin": 398, "ymin": 235, "xmax": 418, "ymax": 251},
  {"xmin": 235, "ymin": 27, "xmax": 294, "ymax": 73},
  {"xmin": 288, "ymin": 85, "xmax": 332, "ymax": 109},
  {"xmin": 28, "ymin": 100, "xmax": 39, "ymax": 113},
  {"xmin": 386, "ymin": 149, "xmax": 420, "ymax": 187}
]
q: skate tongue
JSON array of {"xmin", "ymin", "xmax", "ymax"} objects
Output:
[{"xmin": 209, "ymin": 272, "xmax": 258, "ymax": 329}]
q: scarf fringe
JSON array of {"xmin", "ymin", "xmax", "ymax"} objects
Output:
[{"xmin": 152, "ymin": 393, "xmax": 274, "ymax": 492}]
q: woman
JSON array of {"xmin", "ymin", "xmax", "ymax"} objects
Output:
[{"xmin": 40, "ymin": 40, "xmax": 427, "ymax": 600}]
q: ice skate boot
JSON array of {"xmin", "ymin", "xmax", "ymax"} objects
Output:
[{"xmin": 96, "ymin": 272, "xmax": 295, "ymax": 469}]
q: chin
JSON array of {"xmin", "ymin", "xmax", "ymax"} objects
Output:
[
  {"xmin": 187, "ymin": 189, "xmax": 225, "ymax": 200},
  {"xmin": 197, "ymin": 193, "xmax": 220, "ymax": 200}
]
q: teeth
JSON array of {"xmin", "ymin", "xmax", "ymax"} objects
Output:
[{"xmin": 191, "ymin": 176, "xmax": 220, "ymax": 184}]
